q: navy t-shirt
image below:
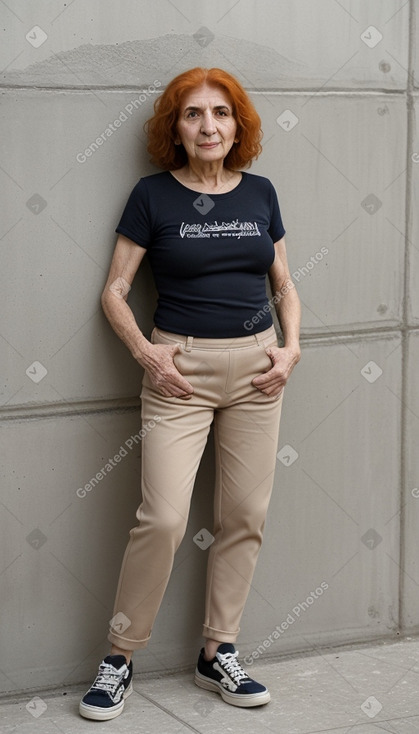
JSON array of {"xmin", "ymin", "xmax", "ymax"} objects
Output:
[{"xmin": 115, "ymin": 171, "xmax": 286, "ymax": 337}]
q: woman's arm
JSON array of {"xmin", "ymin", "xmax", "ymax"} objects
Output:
[
  {"xmin": 101, "ymin": 234, "xmax": 194, "ymax": 398},
  {"xmin": 252, "ymin": 236, "xmax": 301, "ymax": 397}
]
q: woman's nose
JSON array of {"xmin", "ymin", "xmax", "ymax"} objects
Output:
[{"xmin": 200, "ymin": 111, "xmax": 216, "ymax": 135}]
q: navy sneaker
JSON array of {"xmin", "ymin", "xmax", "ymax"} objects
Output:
[
  {"xmin": 79, "ymin": 654, "xmax": 133, "ymax": 720},
  {"xmin": 194, "ymin": 643, "xmax": 270, "ymax": 707}
]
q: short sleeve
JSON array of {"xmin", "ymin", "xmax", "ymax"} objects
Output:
[
  {"xmin": 115, "ymin": 178, "xmax": 153, "ymax": 248},
  {"xmin": 268, "ymin": 181, "xmax": 286, "ymax": 243}
]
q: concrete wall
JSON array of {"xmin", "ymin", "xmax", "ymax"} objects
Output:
[{"xmin": 1, "ymin": 0, "xmax": 417, "ymax": 694}]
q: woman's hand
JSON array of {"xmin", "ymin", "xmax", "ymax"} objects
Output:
[
  {"xmin": 252, "ymin": 346, "xmax": 301, "ymax": 398},
  {"xmin": 140, "ymin": 343, "xmax": 194, "ymax": 400}
]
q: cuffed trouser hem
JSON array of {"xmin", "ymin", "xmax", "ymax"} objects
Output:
[
  {"xmin": 107, "ymin": 630, "xmax": 151, "ymax": 651},
  {"xmin": 202, "ymin": 625, "xmax": 240, "ymax": 643}
]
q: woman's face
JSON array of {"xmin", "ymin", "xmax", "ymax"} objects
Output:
[{"xmin": 176, "ymin": 83, "xmax": 238, "ymax": 166}]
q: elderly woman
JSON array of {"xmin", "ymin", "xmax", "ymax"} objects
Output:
[{"xmin": 80, "ymin": 67, "xmax": 301, "ymax": 721}]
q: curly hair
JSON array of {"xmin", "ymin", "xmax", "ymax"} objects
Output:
[{"xmin": 144, "ymin": 67, "xmax": 263, "ymax": 171}]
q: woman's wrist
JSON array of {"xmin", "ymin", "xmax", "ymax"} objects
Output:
[
  {"xmin": 132, "ymin": 335, "xmax": 154, "ymax": 367},
  {"xmin": 283, "ymin": 342, "xmax": 301, "ymax": 364}
]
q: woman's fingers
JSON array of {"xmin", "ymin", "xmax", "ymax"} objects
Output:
[
  {"xmin": 252, "ymin": 347, "xmax": 288, "ymax": 396},
  {"xmin": 146, "ymin": 343, "xmax": 194, "ymax": 397}
]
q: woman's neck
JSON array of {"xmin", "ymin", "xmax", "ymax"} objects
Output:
[{"xmin": 171, "ymin": 163, "xmax": 241, "ymax": 194}]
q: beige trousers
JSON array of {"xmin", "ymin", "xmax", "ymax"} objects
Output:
[{"xmin": 107, "ymin": 325, "xmax": 283, "ymax": 650}]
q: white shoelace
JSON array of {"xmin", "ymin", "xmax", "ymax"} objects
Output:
[
  {"xmin": 217, "ymin": 651, "xmax": 250, "ymax": 685},
  {"xmin": 92, "ymin": 662, "xmax": 126, "ymax": 694}
]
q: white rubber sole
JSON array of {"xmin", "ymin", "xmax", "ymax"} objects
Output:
[
  {"xmin": 79, "ymin": 681, "xmax": 133, "ymax": 721},
  {"xmin": 194, "ymin": 670, "xmax": 270, "ymax": 707}
]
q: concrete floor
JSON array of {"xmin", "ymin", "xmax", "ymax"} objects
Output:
[{"xmin": 2, "ymin": 637, "xmax": 419, "ymax": 734}]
